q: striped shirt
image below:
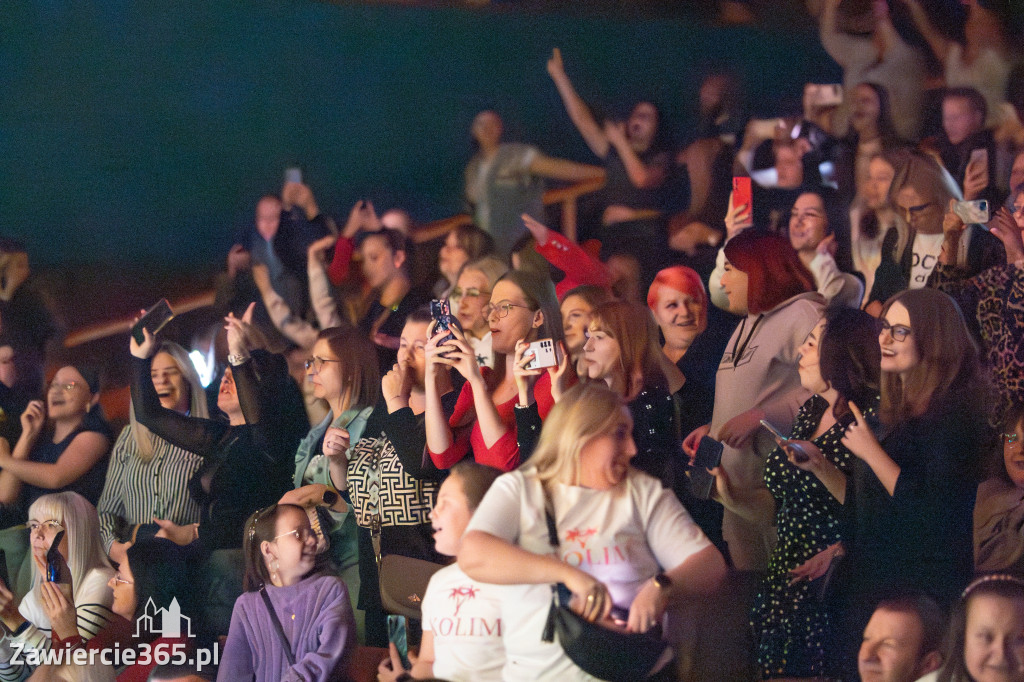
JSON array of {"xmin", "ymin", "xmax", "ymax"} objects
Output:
[
  {"xmin": 97, "ymin": 425, "xmax": 204, "ymax": 552},
  {"xmin": 0, "ymin": 568, "xmax": 116, "ymax": 681}
]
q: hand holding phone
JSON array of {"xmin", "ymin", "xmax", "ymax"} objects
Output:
[
  {"xmin": 688, "ymin": 437, "xmax": 725, "ymax": 500},
  {"xmin": 46, "ymin": 531, "xmax": 72, "ymax": 585},
  {"xmin": 387, "ymin": 614, "xmax": 411, "ymax": 670},
  {"xmin": 760, "ymin": 420, "xmax": 812, "ymax": 463},
  {"xmin": 131, "ymin": 299, "xmax": 174, "ymax": 345}
]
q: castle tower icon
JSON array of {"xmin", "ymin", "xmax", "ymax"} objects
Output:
[{"xmin": 134, "ymin": 597, "xmax": 194, "ymax": 638}]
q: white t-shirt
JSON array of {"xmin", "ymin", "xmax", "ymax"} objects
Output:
[
  {"xmin": 909, "ymin": 232, "xmax": 945, "ymax": 289},
  {"xmin": 421, "ymin": 563, "xmax": 506, "ymax": 682},
  {"xmin": 465, "ymin": 468, "xmax": 711, "ymax": 681}
]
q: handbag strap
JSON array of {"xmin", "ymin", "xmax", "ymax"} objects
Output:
[{"xmin": 260, "ymin": 587, "xmax": 296, "ymax": 667}]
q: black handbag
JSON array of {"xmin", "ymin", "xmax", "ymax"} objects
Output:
[{"xmin": 539, "ymin": 488, "xmax": 672, "ymax": 682}]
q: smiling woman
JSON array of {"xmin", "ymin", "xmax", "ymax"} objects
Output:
[
  {"xmin": 0, "ymin": 365, "xmax": 113, "ymax": 516},
  {"xmin": 457, "ymin": 383, "xmax": 726, "ymax": 680}
]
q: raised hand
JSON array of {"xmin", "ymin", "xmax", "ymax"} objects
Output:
[
  {"xmin": 19, "ymin": 400, "xmax": 46, "ymax": 440},
  {"xmin": 724, "ymin": 191, "xmax": 753, "ymax": 239},
  {"xmin": 521, "ymin": 213, "xmax": 551, "ymax": 246},
  {"xmin": 129, "ymin": 321, "xmax": 158, "ymax": 360},
  {"xmin": 546, "ymin": 47, "xmax": 565, "ymax": 78},
  {"xmin": 989, "ymin": 207, "xmax": 1024, "ymax": 263}
]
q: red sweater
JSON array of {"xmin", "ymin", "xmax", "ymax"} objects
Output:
[{"xmin": 429, "ymin": 370, "xmax": 554, "ymax": 472}]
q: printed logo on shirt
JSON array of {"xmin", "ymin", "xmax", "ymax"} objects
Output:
[
  {"xmin": 448, "ymin": 585, "xmax": 479, "ymax": 616},
  {"xmin": 720, "ymin": 345, "xmax": 759, "ymax": 369},
  {"xmin": 565, "ymin": 528, "xmax": 597, "ymax": 548}
]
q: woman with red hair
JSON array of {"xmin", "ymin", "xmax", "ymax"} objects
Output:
[{"xmin": 684, "ymin": 230, "xmax": 825, "ymax": 572}]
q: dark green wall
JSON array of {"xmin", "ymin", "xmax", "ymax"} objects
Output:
[{"xmin": 0, "ymin": 0, "xmax": 840, "ymax": 267}]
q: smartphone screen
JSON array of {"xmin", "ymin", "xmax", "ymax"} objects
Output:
[
  {"xmin": 732, "ymin": 176, "xmax": 752, "ymax": 214},
  {"xmin": 387, "ymin": 614, "xmax": 411, "ymax": 670}
]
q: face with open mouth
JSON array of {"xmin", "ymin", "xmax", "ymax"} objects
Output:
[
  {"xmin": 150, "ymin": 351, "xmax": 190, "ymax": 414},
  {"xmin": 788, "ymin": 192, "xmax": 828, "ymax": 253},
  {"xmin": 46, "ymin": 367, "xmax": 92, "ymax": 421},
  {"xmin": 879, "ymin": 302, "xmax": 919, "ymax": 377},
  {"xmin": 578, "ymin": 407, "xmax": 636, "ymax": 490},
  {"xmin": 429, "ymin": 474, "xmax": 473, "ymax": 558}
]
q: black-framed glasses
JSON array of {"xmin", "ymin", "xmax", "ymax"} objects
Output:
[
  {"xmin": 879, "ymin": 319, "xmax": 912, "ymax": 342},
  {"xmin": 304, "ymin": 357, "xmax": 342, "ymax": 373},
  {"xmin": 451, "ymin": 287, "xmax": 490, "ymax": 301},
  {"xmin": 482, "ymin": 301, "xmax": 533, "ymax": 320}
]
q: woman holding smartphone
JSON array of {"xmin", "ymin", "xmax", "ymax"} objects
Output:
[
  {"xmin": 713, "ymin": 308, "xmax": 880, "ymax": 680},
  {"xmin": 425, "ymin": 270, "xmax": 563, "ymax": 472}
]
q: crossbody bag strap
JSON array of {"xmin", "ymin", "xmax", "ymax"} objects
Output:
[
  {"xmin": 260, "ymin": 587, "xmax": 296, "ymax": 667},
  {"xmin": 541, "ymin": 483, "xmax": 562, "ymax": 642}
]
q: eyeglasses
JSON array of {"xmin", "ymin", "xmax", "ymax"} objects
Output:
[
  {"xmin": 304, "ymin": 357, "xmax": 342, "ymax": 373},
  {"xmin": 451, "ymin": 287, "xmax": 490, "ymax": 301},
  {"xmin": 482, "ymin": 301, "xmax": 533, "ymax": 320},
  {"xmin": 879, "ymin": 319, "xmax": 912, "ymax": 342},
  {"xmin": 273, "ymin": 527, "xmax": 314, "ymax": 543},
  {"xmin": 112, "ymin": 573, "xmax": 133, "ymax": 586},
  {"xmin": 47, "ymin": 382, "xmax": 80, "ymax": 393},
  {"xmin": 27, "ymin": 520, "xmax": 64, "ymax": 536}
]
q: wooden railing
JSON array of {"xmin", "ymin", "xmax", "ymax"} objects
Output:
[{"xmin": 63, "ymin": 177, "xmax": 604, "ymax": 348}]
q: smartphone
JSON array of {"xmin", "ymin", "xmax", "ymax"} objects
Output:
[
  {"xmin": 732, "ymin": 176, "xmax": 752, "ymax": 214},
  {"xmin": 430, "ymin": 298, "xmax": 462, "ymax": 346},
  {"xmin": 749, "ymin": 118, "xmax": 781, "ymax": 140},
  {"xmin": 131, "ymin": 299, "xmax": 174, "ymax": 345},
  {"xmin": 953, "ymin": 199, "xmax": 990, "ymax": 225},
  {"xmin": 968, "ymin": 148, "xmax": 988, "ymax": 169},
  {"xmin": 387, "ymin": 614, "xmax": 411, "ymax": 670},
  {"xmin": 284, "ymin": 167, "xmax": 302, "ymax": 185},
  {"xmin": 524, "ymin": 339, "xmax": 557, "ymax": 370},
  {"xmin": 46, "ymin": 531, "xmax": 71, "ymax": 585},
  {"xmin": 760, "ymin": 419, "xmax": 812, "ymax": 463},
  {"xmin": 689, "ymin": 436, "xmax": 724, "ymax": 501},
  {"xmin": 759, "ymin": 419, "xmax": 789, "ymax": 441},
  {"xmin": 807, "ymin": 83, "xmax": 843, "ymax": 107}
]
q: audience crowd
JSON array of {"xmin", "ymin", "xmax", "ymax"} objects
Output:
[{"xmin": 1, "ymin": 1, "xmax": 1024, "ymax": 679}]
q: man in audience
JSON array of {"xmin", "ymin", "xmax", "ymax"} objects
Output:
[
  {"xmin": 858, "ymin": 595, "xmax": 945, "ymax": 682},
  {"xmin": 928, "ymin": 87, "xmax": 997, "ymax": 203}
]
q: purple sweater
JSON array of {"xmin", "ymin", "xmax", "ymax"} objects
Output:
[{"xmin": 217, "ymin": 574, "xmax": 355, "ymax": 682}]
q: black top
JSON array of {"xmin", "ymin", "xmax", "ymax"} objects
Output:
[
  {"xmin": 845, "ymin": 396, "xmax": 987, "ymax": 606},
  {"xmin": 359, "ymin": 289, "xmax": 430, "ymax": 377},
  {"xmin": 23, "ymin": 406, "xmax": 113, "ymax": 511},
  {"xmin": 131, "ymin": 351, "xmax": 306, "ymax": 552}
]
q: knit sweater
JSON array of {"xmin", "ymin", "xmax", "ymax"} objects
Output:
[{"xmin": 217, "ymin": 574, "xmax": 356, "ymax": 682}]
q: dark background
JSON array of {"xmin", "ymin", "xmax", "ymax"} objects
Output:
[{"xmin": 0, "ymin": 0, "xmax": 840, "ymax": 271}]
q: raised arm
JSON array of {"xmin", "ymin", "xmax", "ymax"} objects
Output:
[
  {"xmin": 130, "ymin": 333, "xmax": 227, "ymax": 457},
  {"xmin": 547, "ymin": 49, "xmax": 610, "ymax": 158},
  {"xmin": 0, "ymin": 402, "xmax": 44, "ymax": 505},
  {"xmin": 604, "ymin": 121, "xmax": 668, "ymax": 189},
  {"xmin": 528, "ymin": 154, "xmax": 605, "ymax": 183},
  {"xmin": 897, "ymin": 0, "xmax": 951, "ymax": 63}
]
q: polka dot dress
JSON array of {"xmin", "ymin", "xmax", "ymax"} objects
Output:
[{"xmin": 751, "ymin": 394, "xmax": 875, "ymax": 679}]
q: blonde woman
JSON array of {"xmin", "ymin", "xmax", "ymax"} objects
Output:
[{"xmin": 97, "ymin": 341, "xmax": 207, "ymax": 566}]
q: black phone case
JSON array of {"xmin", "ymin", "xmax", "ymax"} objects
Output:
[{"xmin": 689, "ymin": 437, "xmax": 724, "ymax": 500}]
